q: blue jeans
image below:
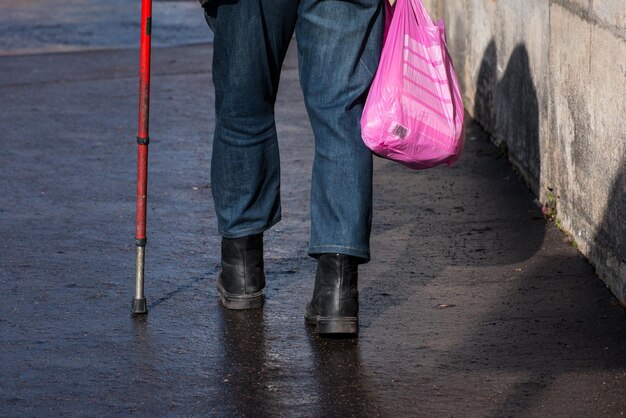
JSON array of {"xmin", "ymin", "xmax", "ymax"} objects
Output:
[{"xmin": 204, "ymin": 0, "xmax": 383, "ymax": 262}]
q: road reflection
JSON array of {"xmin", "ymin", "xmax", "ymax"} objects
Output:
[
  {"xmin": 306, "ymin": 333, "xmax": 381, "ymax": 417},
  {"xmin": 214, "ymin": 306, "xmax": 272, "ymax": 416}
]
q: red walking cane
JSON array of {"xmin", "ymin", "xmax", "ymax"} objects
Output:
[{"xmin": 132, "ymin": 0, "xmax": 152, "ymax": 315}]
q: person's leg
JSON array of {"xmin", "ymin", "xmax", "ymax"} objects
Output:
[
  {"xmin": 296, "ymin": 0, "xmax": 383, "ymax": 333},
  {"xmin": 296, "ymin": 0, "xmax": 384, "ymax": 263},
  {"xmin": 205, "ymin": 0, "xmax": 298, "ymax": 309},
  {"xmin": 206, "ymin": 0, "xmax": 298, "ymax": 239}
]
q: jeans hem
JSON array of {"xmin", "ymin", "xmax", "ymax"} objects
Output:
[
  {"xmin": 219, "ymin": 216, "xmax": 281, "ymax": 239},
  {"xmin": 307, "ymin": 244, "xmax": 370, "ymax": 264}
]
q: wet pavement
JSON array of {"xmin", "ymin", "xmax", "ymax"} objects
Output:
[
  {"xmin": 2, "ymin": 3, "xmax": 626, "ymax": 417},
  {"xmin": 0, "ymin": 0, "xmax": 210, "ymax": 56}
]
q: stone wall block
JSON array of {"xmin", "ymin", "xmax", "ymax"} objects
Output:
[
  {"xmin": 548, "ymin": 4, "xmax": 591, "ymax": 227},
  {"xmin": 563, "ymin": 0, "xmax": 590, "ymax": 12},
  {"xmin": 587, "ymin": 24, "xmax": 626, "ymax": 241},
  {"xmin": 586, "ymin": 24, "xmax": 626, "ymax": 300},
  {"xmin": 592, "ymin": 0, "xmax": 626, "ymax": 31}
]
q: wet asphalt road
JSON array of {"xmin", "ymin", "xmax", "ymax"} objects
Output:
[
  {"xmin": 0, "ymin": 0, "xmax": 210, "ymax": 56},
  {"xmin": 2, "ymin": 2, "xmax": 626, "ymax": 417}
]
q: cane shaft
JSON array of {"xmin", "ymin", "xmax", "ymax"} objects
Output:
[
  {"xmin": 135, "ymin": 246, "xmax": 146, "ymax": 300},
  {"xmin": 137, "ymin": 0, "xmax": 152, "ymax": 140},
  {"xmin": 133, "ymin": 0, "xmax": 152, "ymax": 315},
  {"xmin": 136, "ymin": 0, "xmax": 151, "ymax": 239}
]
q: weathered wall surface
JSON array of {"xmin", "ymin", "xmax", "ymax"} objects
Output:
[{"xmin": 422, "ymin": 0, "xmax": 626, "ymax": 302}]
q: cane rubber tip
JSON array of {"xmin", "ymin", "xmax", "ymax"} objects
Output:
[{"xmin": 132, "ymin": 297, "xmax": 148, "ymax": 315}]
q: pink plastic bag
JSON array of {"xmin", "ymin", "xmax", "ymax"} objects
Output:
[{"xmin": 361, "ymin": 0, "xmax": 464, "ymax": 169}]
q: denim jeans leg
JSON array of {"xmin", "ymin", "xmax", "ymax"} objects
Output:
[
  {"xmin": 296, "ymin": 0, "xmax": 384, "ymax": 262},
  {"xmin": 208, "ymin": 1, "xmax": 298, "ymax": 238}
]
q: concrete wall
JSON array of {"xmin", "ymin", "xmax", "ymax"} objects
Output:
[{"xmin": 421, "ymin": 0, "xmax": 626, "ymax": 302}]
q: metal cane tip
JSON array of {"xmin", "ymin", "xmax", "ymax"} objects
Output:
[{"xmin": 132, "ymin": 297, "xmax": 148, "ymax": 315}]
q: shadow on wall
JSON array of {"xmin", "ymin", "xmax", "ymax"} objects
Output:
[
  {"xmin": 473, "ymin": 40, "xmax": 497, "ymax": 137},
  {"xmin": 474, "ymin": 41, "xmax": 541, "ymax": 193},
  {"xmin": 593, "ymin": 158, "xmax": 626, "ymax": 301}
]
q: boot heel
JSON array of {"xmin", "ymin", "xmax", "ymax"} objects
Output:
[
  {"xmin": 217, "ymin": 282, "xmax": 264, "ymax": 310},
  {"xmin": 305, "ymin": 253, "xmax": 360, "ymax": 337},
  {"xmin": 217, "ymin": 233, "xmax": 265, "ymax": 310},
  {"xmin": 316, "ymin": 317, "xmax": 358, "ymax": 335}
]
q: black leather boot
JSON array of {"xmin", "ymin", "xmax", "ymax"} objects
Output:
[
  {"xmin": 305, "ymin": 253, "xmax": 359, "ymax": 335},
  {"xmin": 216, "ymin": 233, "xmax": 265, "ymax": 310}
]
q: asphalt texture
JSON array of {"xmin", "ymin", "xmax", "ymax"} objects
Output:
[
  {"xmin": 2, "ymin": 5, "xmax": 626, "ymax": 417},
  {"xmin": 0, "ymin": 0, "xmax": 210, "ymax": 56}
]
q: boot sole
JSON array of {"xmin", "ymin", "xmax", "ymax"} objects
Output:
[
  {"xmin": 305, "ymin": 313, "xmax": 359, "ymax": 335},
  {"xmin": 216, "ymin": 281, "xmax": 264, "ymax": 310}
]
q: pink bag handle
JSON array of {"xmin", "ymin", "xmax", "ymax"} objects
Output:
[
  {"xmin": 385, "ymin": 0, "xmax": 434, "ymax": 36},
  {"xmin": 408, "ymin": 0, "xmax": 435, "ymax": 27},
  {"xmin": 383, "ymin": 0, "xmax": 395, "ymax": 44}
]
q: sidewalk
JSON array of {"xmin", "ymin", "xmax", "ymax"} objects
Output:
[{"xmin": 1, "ymin": 43, "xmax": 626, "ymax": 416}]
